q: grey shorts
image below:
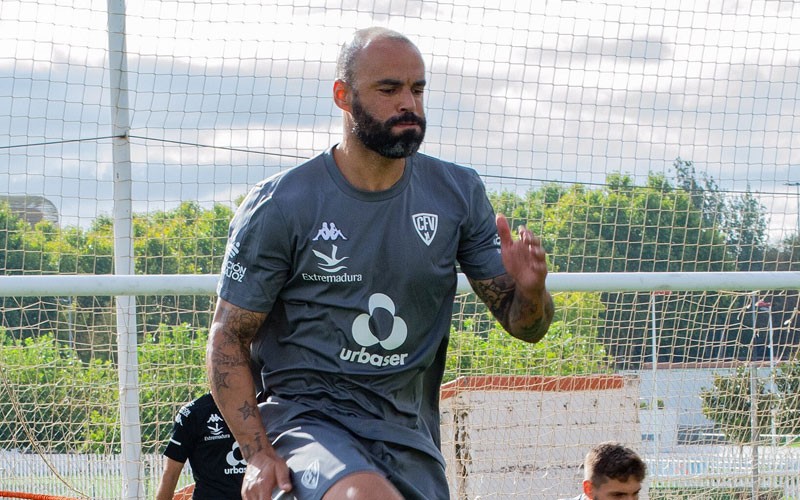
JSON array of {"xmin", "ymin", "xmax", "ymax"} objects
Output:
[{"xmin": 261, "ymin": 400, "xmax": 449, "ymax": 500}]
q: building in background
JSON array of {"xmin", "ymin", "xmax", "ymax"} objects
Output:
[{"xmin": 1, "ymin": 195, "xmax": 59, "ymax": 227}]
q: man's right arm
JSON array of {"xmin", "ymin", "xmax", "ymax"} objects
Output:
[{"xmin": 206, "ymin": 298, "xmax": 293, "ymax": 499}]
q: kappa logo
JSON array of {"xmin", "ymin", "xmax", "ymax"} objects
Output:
[
  {"xmin": 412, "ymin": 213, "xmax": 438, "ymax": 246},
  {"xmin": 313, "ymin": 244, "xmax": 349, "ymax": 273},
  {"xmin": 223, "ymin": 240, "xmax": 247, "ymax": 283},
  {"xmin": 226, "ymin": 241, "xmax": 240, "ymax": 260},
  {"xmin": 313, "ymin": 222, "xmax": 347, "ymax": 241},
  {"xmin": 207, "ymin": 413, "xmax": 224, "ymax": 435},
  {"xmin": 301, "ymin": 459, "xmax": 320, "ymax": 490}
]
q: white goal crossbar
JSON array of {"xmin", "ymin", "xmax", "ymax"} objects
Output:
[{"xmin": 1, "ymin": 272, "xmax": 799, "ymax": 297}]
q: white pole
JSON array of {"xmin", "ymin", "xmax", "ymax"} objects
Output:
[
  {"xmin": 649, "ymin": 292, "xmax": 659, "ymax": 479},
  {"xmin": 2, "ymin": 271, "xmax": 800, "ymax": 297},
  {"xmin": 544, "ymin": 271, "xmax": 800, "ymax": 292},
  {"xmin": 749, "ymin": 294, "xmax": 760, "ymax": 499},
  {"xmin": 749, "ymin": 364, "xmax": 760, "ymax": 499},
  {"xmin": 786, "ymin": 181, "xmax": 800, "ymax": 235},
  {"xmin": 107, "ymin": 1, "xmax": 142, "ymax": 498},
  {"xmin": 767, "ymin": 309, "xmax": 776, "ymax": 446}
]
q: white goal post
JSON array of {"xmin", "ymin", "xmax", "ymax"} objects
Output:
[{"xmin": 2, "ymin": 271, "xmax": 800, "ymax": 297}]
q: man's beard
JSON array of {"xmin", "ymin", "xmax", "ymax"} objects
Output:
[{"xmin": 351, "ymin": 97, "xmax": 426, "ymax": 159}]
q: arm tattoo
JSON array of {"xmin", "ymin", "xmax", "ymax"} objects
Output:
[
  {"xmin": 210, "ymin": 305, "xmax": 265, "ymax": 370},
  {"xmin": 469, "ymin": 275, "xmax": 515, "ymax": 327},
  {"xmin": 238, "ymin": 400, "xmax": 259, "ymax": 421},
  {"xmin": 211, "ymin": 366, "xmax": 231, "ymax": 390},
  {"xmin": 511, "ymin": 294, "xmax": 554, "ymax": 343},
  {"xmin": 470, "ymin": 275, "xmax": 554, "ymax": 343},
  {"xmin": 217, "ymin": 306, "xmax": 264, "ymax": 347},
  {"xmin": 240, "ymin": 432, "xmax": 265, "ymax": 461},
  {"xmin": 211, "ymin": 350, "xmax": 249, "ymax": 367}
]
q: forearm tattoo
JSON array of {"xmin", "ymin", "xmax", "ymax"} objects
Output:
[
  {"xmin": 238, "ymin": 400, "xmax": 259, "ymax": 421},
  {"xmin": 470, "ymin": 274, "xmax": 515, "ymax": 323},
  {"xmin": 470, "ymin": 275, "xmax": 554, "ymax": 343},
  {"xmin": 240, "ymin": 432, "xmax": 265, "ymax": 461},
  {"xmin": 211, "ymin": 366, "xmax": 231, "ymax": 389},
  {"xmin": 209, "ymin": 305, "xmax": 264, "ymax": 393},
  {"xmin": 211, "ymin": 350, "xmax": 250, "ymax": 367}
]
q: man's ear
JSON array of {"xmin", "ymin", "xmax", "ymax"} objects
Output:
[
  {"xmin": 333, "ymin": 79, "xmax": 351, "ymax": 112},
  {"xmin": 582, "ymin": 479, "xmax": 593, "ymax": 499}
]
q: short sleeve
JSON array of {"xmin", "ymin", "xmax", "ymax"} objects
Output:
[
  {"xmin": 163, "ymin": 405, "xmax": 194, "ymax": 463},
  {"xmin": 456, "ymin": 171, "xmax": 506, "ymax": 280},
  {"xmin": 217, "ymin": 179, "xmax": 292, "ymax": 312}
]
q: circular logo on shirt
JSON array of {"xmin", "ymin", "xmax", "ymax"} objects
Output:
[
  {"xmin": 226, "ymin": 442, "xmax": 247, "ymax": 467},
  {"xmin": 351, "ymin": 293, "xmax": 408, "ymax": 350}
]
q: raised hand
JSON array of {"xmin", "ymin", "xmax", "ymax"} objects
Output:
[{"xmin": 495, "ymin": 213, "xmax": 548, "ymax": 302}]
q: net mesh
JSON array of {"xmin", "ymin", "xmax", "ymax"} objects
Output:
[{"xmin": 2, "ymin": 1, "xmax": 800, "ymax": 498}]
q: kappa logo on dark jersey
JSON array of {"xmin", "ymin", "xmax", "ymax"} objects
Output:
[
  {"xmin": 412, "ymin": 213, "xmax": 438, "ymax": 246},
  {"xmin": 313, "ymin": 222, "xmax": 347, "ymax": 241}
]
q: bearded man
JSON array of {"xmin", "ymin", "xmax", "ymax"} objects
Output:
[{"xmin": 207, "ymin": 26, "xmax": 554, "ymax": 500}]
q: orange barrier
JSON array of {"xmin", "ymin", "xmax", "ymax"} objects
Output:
[{"xmin": 0, "ymin": 492, "xmax": 82, "ymax": 500}]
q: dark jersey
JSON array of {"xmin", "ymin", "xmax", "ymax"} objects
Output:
[
  {"xmin": 163, "ymin": 393, "xmax": 246, "ymax": 499},
  {"xmin": 217, "ymin": 147, "xmax": 505, "ymax": 464}
]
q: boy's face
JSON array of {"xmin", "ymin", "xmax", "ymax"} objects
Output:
[{"xmin": 583, "ymin": 477, "xmax": 642, "ymax": 500}]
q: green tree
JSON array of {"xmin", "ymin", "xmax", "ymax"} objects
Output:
[
  {"xmin": 446, "ymin": 292, "xmax": 610, "ymax": 381},
  {"xmin": 534, "ymin": 164, "xmax": 774, "ymax": 367},
  {"xmin": 137, "ymin": 324, "xmax": 209, "ymax": 453},
  {"xmin": 0, "ymin": 202, "xmax": 234, "ymax": 360},
  {"xmin": 75, "ymin": 324, "xmax": 211, "ymax": 454},
  {"xmin": 0, "ymin": 203, "xmax": 62, "ymax": 340},
  {"xmin": 699, "ymin": 364, "xmax": 800, "ymax": 444},
  {"xmin": 0, "ymin": 324, "xmax": 211, "ymax": 454},
  {"xmin": 0, "ymin": 331, "xmax": 115, "ymax": 452},
  {"xmin": 132, "ymin": 202, "xmax": 232, "ymax": 333}
]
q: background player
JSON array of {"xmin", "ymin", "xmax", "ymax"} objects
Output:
[
  {"xmin": 560, "ymin": 442, "xmax": 647, "ymax": 500},
  {"xmin": 156, "ymin": 392, "xmax": 246, "ymax": 499}
]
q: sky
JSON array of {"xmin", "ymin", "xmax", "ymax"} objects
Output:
[{"xmin": 1, "ymin": 0, "xmax": 799, "ymax": 239}]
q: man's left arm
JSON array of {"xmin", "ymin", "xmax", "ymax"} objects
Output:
[
  {"xmin": 468, "ymin": 213, "xmax": 554, "ymax": 343},
  {"xmin": 155, "ymin": 457, "xmax": 186, "ymax": 500}
]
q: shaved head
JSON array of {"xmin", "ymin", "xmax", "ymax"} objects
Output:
[{"xmin": 336, "ymin": 27, "xmax": 420, "ymax": 85}]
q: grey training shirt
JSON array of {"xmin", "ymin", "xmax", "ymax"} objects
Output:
[{"xmin": 217, "ymin": 147, "xmax": 506, "ymax": 463}]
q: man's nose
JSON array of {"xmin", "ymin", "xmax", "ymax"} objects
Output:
[{"xmin": 397, "ymin": 87, "xmax": 418, "ymax": 113}]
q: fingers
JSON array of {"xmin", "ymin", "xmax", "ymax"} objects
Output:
[
  {"xmin": 496, "ymin": 213, "xmax": 513, "ymax": 248},
  {"xmin": 241, "ymin": 460, "xmax": 293, "ymax": 500},
  {"xmin": 517, "ymin": 226, "xmax": 539, "ymax": 247},
  {"xmin": 274, "ymin": 463, "xmax": 293, "ymax": 495},
  {"xmin": 498, "ymin": 214, "xmax": 542, "ymax": 249}
]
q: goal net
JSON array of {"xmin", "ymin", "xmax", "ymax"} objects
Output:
[{"xmin": 2, "ymin": 1, "xmax": 800, "ymax": 499}]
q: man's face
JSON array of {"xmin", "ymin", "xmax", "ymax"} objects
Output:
[
  {"xmin": 346, "ymin": 38, "xmax": 427, "ymax": 159},
  {"xmin": 584, "ymin": 477, "xmax": 642, "ymax": 500},
  {"xmin": 351, "ymin": 93, "xmax": 426, "ymax": 158}
]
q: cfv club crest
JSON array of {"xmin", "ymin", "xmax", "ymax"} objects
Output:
[{"xmin": 412, "ymin": 213, "xmax": 438, "ymax": 246}]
